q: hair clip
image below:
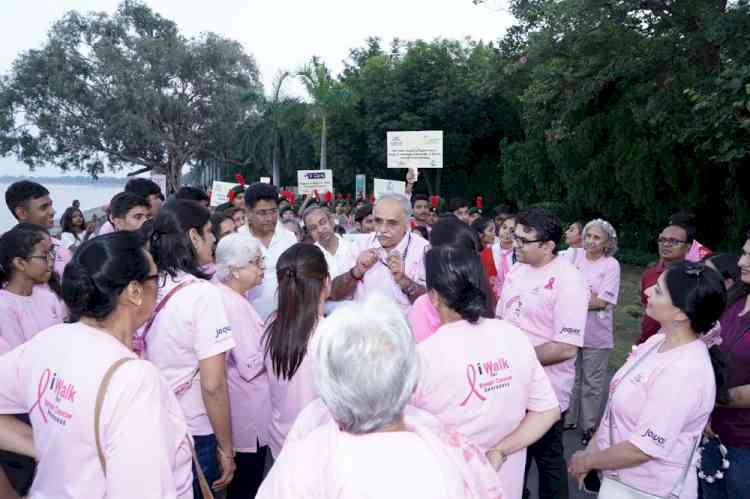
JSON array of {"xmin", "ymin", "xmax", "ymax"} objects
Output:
[{"xmin": 284, "ymin": 267, "xmax": 297, "ymax": 279}]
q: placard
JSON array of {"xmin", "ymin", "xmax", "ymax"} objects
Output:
[
  {"xmin": 297, "ymin": 169, "xmax": 333, "ymax": 196},
  {"xmin": 387, "ymin": 130, "xmax": 443, "ymax": 169},
  {"xmin": 260, "ymin": 177, "xmax": 271, "ymax": 184},
  {"xmin": 210, "ymin": 181, "xmax": 240, "ymax": 207},
  {"xmin": 373, "ymin": 178, "xmax": 406, "ymax": 199},
  {"xmin": 355, "ymin": 174, "xmax": 366, "ymax": 199}
]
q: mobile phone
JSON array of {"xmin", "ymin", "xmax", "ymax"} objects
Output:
[{"xmin": 583, "ymin": 470, "xmax": 601, "ymax": 494}]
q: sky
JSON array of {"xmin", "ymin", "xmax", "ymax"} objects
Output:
[{"xmin": 1, "ymin": 0, "xmax": 514, "ymax": 177}]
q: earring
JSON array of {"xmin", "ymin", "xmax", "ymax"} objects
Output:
[{"xmin": 233, "ymin": 272, "xmax": 240, "ymax": 280}]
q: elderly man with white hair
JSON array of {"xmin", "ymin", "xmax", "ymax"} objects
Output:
[
  {"xmin": 256, "ymin": 295, "xmax": 504, "ymax": 499},
  {"xmin": 213, "ymin": 232, "xmax": 272, "ymax": 498},
  {"xmin": 563, "ymin": 219, "xmax": 621, "ymax": 447},
  {"xmin": 328, "ymin": 193, "xmax": 429, "ymax": 313}
]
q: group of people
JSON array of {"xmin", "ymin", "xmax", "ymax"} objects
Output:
[{"xmin": 0, "ymin": 175, "xmax": 747, "ymax": 499}]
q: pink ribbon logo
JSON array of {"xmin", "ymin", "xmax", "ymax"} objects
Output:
[
  {"xmin": 29, "ymin": 369, "xmax": 51, "ymax": 423},
  {"xmin": 459, "ymin": 364, "xmax": 487, "ymax": 407}
]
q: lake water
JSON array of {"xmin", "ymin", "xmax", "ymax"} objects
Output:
[{"xmin": 0, "ymin": 182, "xmax": 124, "ymax": 232}]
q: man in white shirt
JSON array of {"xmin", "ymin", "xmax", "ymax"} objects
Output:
[{"xmin": 243, "ymin": 183, "xmax": 298, "ymax": 321}]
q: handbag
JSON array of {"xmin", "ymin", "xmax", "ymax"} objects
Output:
[
  {"xmin": 598, "ymin": 340, "xmax": 700, "ymax": 499},
  {"xmin": 95, "ymin": 358, "xmax": 214, "ymax": 499}
]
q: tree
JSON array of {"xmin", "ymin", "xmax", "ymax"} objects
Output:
[
  {"xmin": 0, "ymin": 1, "xmax": 262, "ymax": 192},
  {"xmin": 298, "ymin": 57, "xmax": 343, "ymax": 170}
]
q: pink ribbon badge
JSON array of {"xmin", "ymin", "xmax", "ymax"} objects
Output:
[
  {"xmin": 29, "ymin": 369, "xmax": 51, "ymax": 423},
  {"xmin": 459, "ymin": 364, "xmax": 487, "ymax": 407}
]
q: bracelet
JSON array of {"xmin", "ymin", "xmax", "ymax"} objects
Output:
[{"xmin": 349, "ymin": 267, "xmax": 363, "ymax": 281}]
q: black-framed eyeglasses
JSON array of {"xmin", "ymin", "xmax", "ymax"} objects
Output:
[
  {"xmin": 512, "ymin": 235, "xmax": 545, "ymax": 246},
  {"xmin": 27, "ymin": 250, "xmax": 56, "ymax": 262},
  {"xmin": 657, "ymin": 237, "xmax": 687, "ymax": 247}
]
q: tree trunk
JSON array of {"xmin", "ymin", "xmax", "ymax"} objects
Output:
[
  {"xmin": 272, "ymin": 129, "xmax": 280, "ymax": 186},
  {"xmin": 320, "ymin": 115, "xmax": 327, "ymax": 170},
  {"xmin": 166, "ymin": 160, "xmax": 182, "ymax": 194}
]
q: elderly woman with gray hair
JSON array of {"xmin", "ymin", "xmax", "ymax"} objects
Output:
[
  {"xmin": 563, "ymin": 219, "xmax": 622, "ymax": 446},
  {"xmin": 213, "ymin": 232, "xmax": 272, "ymax": 499},
  {"xmin": 257, "ymin": 295, "xmax": 504, "ymax": 499}
]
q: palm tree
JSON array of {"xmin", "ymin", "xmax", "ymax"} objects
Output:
[{"xmin": 297, "ymin": 57, "xmax": 339, "ymax": 170}]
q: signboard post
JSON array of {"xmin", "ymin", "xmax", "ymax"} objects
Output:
[
  {"xmin": 355, "ymin": 174, "xmax": 366, "ymax": 199},
  {"xmin": 210, "ymin": 181, "xmax": 239, "ymax": 207},
  {"xmin": 387, "ymin": 131, "xmax": 443, "ymax": 169},
  {"xmin": 297, "ymin": 170, "xmax": 334, "ymax": 196}
]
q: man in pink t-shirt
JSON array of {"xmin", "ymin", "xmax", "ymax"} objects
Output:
[
  {"xmin": 496, "ymin": 208, "xmax": 588, "ymax": 499},
  {"xmin": 4, "ymin": 180, "xmax": 72, "ymax": 277}
]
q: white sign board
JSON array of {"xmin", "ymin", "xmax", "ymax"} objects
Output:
[
  {"xmin": 260, "ymin": 177, "xmax": 271, "ymax": 184},
  {"xmin": 297, "ymin": 169, "xmax": 333, "ymax": 196},
  {"xmin": 387, "ymin": 130, "xmax": 443, "ymax": 169},
  {"xmin": 150, "ymin": 174, "xmax": 167, "ymax": 195},
  {"xmin": 373, "ymin": 178, "xmax": 406, "ymax": 199},
  {"xmin": 210, "ymin": 181, "xmax": 240, "ymax": 207}
]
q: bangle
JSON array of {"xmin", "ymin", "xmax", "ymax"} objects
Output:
[{"xmin": 350, "ymin": 267, "xmax": 363, "ymax": 281}]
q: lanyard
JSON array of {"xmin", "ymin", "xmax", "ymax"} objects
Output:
[{"xmin": 378, "ymin": 233, "xmax": 412, "ymax": 267}]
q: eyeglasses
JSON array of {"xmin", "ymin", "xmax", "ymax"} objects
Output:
[
  {"xmin": 28, "ymin": 250, "xmax": 56, "ymax": 262},
  {"xmin": 512, "ymin": 235, "xmax": 545, "ymax": 246},
  {"xmin": 251, "ymin": 208, "xmax": 278, "ymax": 218},
  {"xmin": 657, "ymin": 237, "xmax": 687, "ymax": 247}
]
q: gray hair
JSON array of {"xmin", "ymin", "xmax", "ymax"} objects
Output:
[
  {"xmin": 375, "ymin": 193, "xmax": 412, "ymax": 219},
  {"xmin": 311, "ymin": 294, "xmax": 418, "ymax": 434},
  {"xmin": 583, "ymin": 218, "xmax": 619, "ymax": 257},
  {"xmin": 214, "ymin": 232, "xmax": 261, "ymax": 282},
  {"xmin": 301, "ymin": 205, "xmax": 329, "ymax": 227}
]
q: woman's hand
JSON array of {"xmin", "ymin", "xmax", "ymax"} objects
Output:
[
  {"xmin": 212, "ymin": 446, "xmax": 236, "ymax": 491},
  {"xmin": 485, "ymin": 449, "xmax": 506, "ymax": 471}
]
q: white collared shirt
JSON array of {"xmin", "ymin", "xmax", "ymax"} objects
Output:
[
  {"xmin": 245, "ymin": 226, "xmax": 298, "ymax": 321},
  {"xmin": 315, "ymin": 234, "xmax": 359, "ymax": 279}
]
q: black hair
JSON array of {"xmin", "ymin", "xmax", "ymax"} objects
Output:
[
  {"xmin": 60, "ymin": 207, "xmax": 85, "ymax": 234},
  {"xmin": 244, "ymin": 182, "xmax": 279, "ymax": 210},
  {"xmin": 5, "ymin": 181, "xmax": 50, "ymax": 220},
  {"xmin": 333, "ymin": 224, "xmax": 347, "ymax": 236},
  {"xmin": 412, "ymin": 225, "xmax": 429, "ymax": 240},
  {"xmin": 471, "ymin": 217, "xmax": 494, "ymax": 238},
  {"xmin": 109, "ymin": 192, "xmax": 150, "ymax": 220},
  {"xmin": 0, "ymin": 223, "xmax": 49, "ymax": 285},
  {"xmin": 665, "ymin": 261, "xmax": 729, "ymax": 405},
  {"xmin": 493, "ymin": 204, "xmax": 513, "ymax": 218},
  {"xmin": 354, "ymin": 205, "xmax": 372, "ymax": 224},
  {"xmin": 430, "ymin": 217, "xmax": 482, "ymax": 253},
  {"xmin": 515, "ymin": 208, "xmax": 563, "ymax": 254},
  {"xmin": 62, "ymin": 232, "xmax": 152, "ymax": 322},
  {"xmin": 669, "ymin": 210, "xmax": 696, "ymax": 226},
  {"xmin": 279, "ymin": 206, "xmax": 294, "ymax": 219},
  {"xmin": 665, "ymin": 221, "xmax": 696, "ymax": 244},
  {"xmin": 425, "ymin": 246, "xmax": 494, "ymax": 323},
  {"xmin": 263, "ymin": 244, "xmax": 328, "ymax": 380},
  {"xmin": 705, "ymin": 253, "xmax": 740, "ymax": 283},
  {"xmin": 210, "ymin": 211, "xmax": 234, "ymax": 242},
  {"xmin": 216, "ymin": 202, "xmax": 234, "ymax": 212},
  {"xmin": 412, "ymin": 194, "xmax": 429, "ymax": 206},
  {"xmin": 125, "ymin": 178, "xmax": 163, "ymax": 200},
  {"xmin": 149, "ymin": 199, "xmax": 211, "ymax": 280},
  {"xmin": 230, "ymin": 184, "xmax": 246, "ymax": 195},
  {"xmin": 448, "ymin": 197, "xmax": 469, "ymax": 213},
  {"xmin": 175, "ymin": 186, "xmax": 210, "ymax": 204}
]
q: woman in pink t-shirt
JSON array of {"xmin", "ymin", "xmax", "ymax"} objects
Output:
[
  {"xmin": 258, "ymin": 295, "xmax": 504, "ymax": 499},
  {"xmin": 263, "ymin": 243, "xmax": 330, "ymax": 459},
  {"xmin": 569, "ymin": 261, "xmax": 728, "ymax": 499},
  {"xmin": 0, "ymin": 223, "xmax": 67, "ymax": 350},
  {"xmin": 0, "ymin": 232, "xmax": 193, "ymax": 499},
  {"xmin": 145, "ymin": 200, "xmax": 236, "ymax": 495},
  {"xmin": 564, "ymin": 219, "xmax": 621, "ymax": 446},
  {"xmin": 214, "ymin": 232, "xmax": 271, "ymax": 499},
  {"xmin": 413, "ymin": 246, "xmax": 561, "ymax": 499}
]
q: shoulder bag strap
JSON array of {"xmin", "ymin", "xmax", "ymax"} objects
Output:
[
  {"xmin": 668, "ymin": 435, "xmax": 700, "ymax": 498},
  {"xmin": 139, "ymin": 279, "xmax": 197, "ymax": 355},
  {"xmin": 608, "ymin": 339, "xmax": 664, "ymax": 449},
  {"xmin": 95, "ymin": 357, "xmax": 135, "ymax": 475}
]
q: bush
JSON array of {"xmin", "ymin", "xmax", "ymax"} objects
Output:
[{"xmin": 616, "ymin": 248, "xmax": 657, "ymax": 267}]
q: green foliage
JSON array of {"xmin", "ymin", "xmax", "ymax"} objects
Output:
[{"xmin": 0, "ymin": 1, "xmax": 263, "ymax": 191}]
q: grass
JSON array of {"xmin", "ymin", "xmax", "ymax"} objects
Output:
[{"xmin": 610, "ymin": 264, "xmax": 645, "ymax": 372}]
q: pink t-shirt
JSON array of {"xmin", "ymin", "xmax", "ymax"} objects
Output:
[
  {"xmin": 216, "ymin": 282, "xmax": 271, "ymax": 453},
  {"xmin": 0, "ymin": 323, "xmax": 193, "ymax": 499},
  {"xmin": 348, "ymin": 232, "xmax": 430, "ymax": 314},
  {"xmin": 496, "ymin": 256, "xmax": 588, "ymax": 412},
  {"xmin": 685, "ymin": 240, "xmax": 711, "ymax": 263},
  {"xmin": 258, "ymin": 399, "xmax": 504, "ymax": 499},
  {"xmin": 264, "ymin": 322, "xmax": 321, "ymax": 458},
  {"xmin": 96, "ymin": 221, "xmax": 115, "ymax": 236},
  {"xmin": 51, "ymin": 237, "xmax": 72, "ymax": 277},
  {"xmin": 574, "ymin": 252, "xmax": 621, "ymax": 349},
  {"xmin": 143, "ymin": 272, "xmax": 235, "ymax": 436},
  {"xmin": 413, "ymin": 318, "xmax": 559, "ymax": 499},
  {"xmin": 407, "ymin": 294, "xmax": 442, "ymax": 343},
  {"xmin": 595, "ymin": 334, "xmax": 714, "ymax": 498},
  {"xmin": 0, "ymin": 286, "xmax": 66, "ymax": 349},
  {"xmin": 0, "ymin": 336, "xmax": 9, "ymax": 355}
]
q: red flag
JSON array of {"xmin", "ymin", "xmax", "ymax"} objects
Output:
[
  {"xmin": 290, "ymin": 192, "xmax": 296, "ymax": 205},
  {"xmin": 369, "ymin": 194, "xmax": 375, "ymax": 204},
  {"xmin": 346, "ymin": 193, "xmax": 352, "ymax": 201},
  {"xmin": 430, "ymin": 195, "xmax": 439, "ymax": 209},
  {"xmin": 324, "ymin": 192, "xmax": 333, "ymax": 203},
  {"xmin": 476, "ymin": 196, "xmax": 484, "ymax": 210},
  {"xmin": 228, "ymin": 190, "xmax": 237, "ymax": 203},
  {"xmin": 235, "ymin": 174, "xmax": 246, "ymax": 186},
  {"xmin": 336, "ymin": 193, "xmax": 343, "ymax": 201}
]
